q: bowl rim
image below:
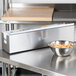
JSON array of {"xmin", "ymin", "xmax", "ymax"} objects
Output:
[{"xmin": 48, "ymin": 40, "xmax": 74, "ymax": 49}]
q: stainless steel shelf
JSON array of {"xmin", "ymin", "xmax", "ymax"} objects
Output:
[{"xmin": 53, "ymin": 11, "xmax": 76, "ymax": 22}]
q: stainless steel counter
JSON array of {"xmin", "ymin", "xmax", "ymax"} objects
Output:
[{"xmin": 0, "ymin": 46, "xmax": 76, "ymax": 76}]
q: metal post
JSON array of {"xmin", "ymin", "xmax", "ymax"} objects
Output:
[
  {"xmin": 14, "ymin": 24, "xmax": 17, "ymax": 30},
  {"xmin": 8, "ymin": 24, "xmax": 12, "ymax": 31},
  {"xmin": 3, "ymin": 24, "xmax": 6, "ymax": 31},
  {"xmin": 5, "ymin": 0, "xmax": 8, "ymax": 11},
  {"xmin": 11, "ymin": 66, "xmax": 16, "ymax": 76},
  {"xmin": 74, "ymin": 24, "xmax": 76, "ymax": 42},
  {"xmin": 4, "ymin": 23, "xmax": 15, "ymax": 31},
  {"xmin": 3, "ymin": 24, "xmax": 8, "ymax": 31},
  {"xmin": 9, "ymin": 23, "xmax": 17, "ymax": 31},
  {"xmin": 10, "ymin": 0, "xmax": 12, "ymax": 8},
  {"xmin": 8, "ymin": 64, "xmax": 11, "ymax": 76},
  {"xmin": 6, "ymin": 24, "xmax": 9, "ymax": 31},
  {"xmin": 3, "ymin": 0, "xmax": 5, "ymax": 14},
  {"xmin": 2, "ymin": 63, "xmax": 7, "ymax": 76},
  {"xmin": 3, "ymin": 0, "xmax": 8, "ymax": 13},
  {"xmin": 8, "ymin": 0, "xmax": 10, "ymax": 8},
  {"xmin": 6, "ymin": 0, "xmax": 9, "ymax": 11}
]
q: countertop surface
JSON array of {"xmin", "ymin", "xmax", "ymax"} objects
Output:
[{"xmin": 1, "ymin": 47, "xmax": 76, "ymax": 76}]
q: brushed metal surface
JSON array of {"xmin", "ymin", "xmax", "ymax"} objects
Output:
[
  {"xmin": 10, "ymin": 46, "xmax": 76, "ymax": 76},
  {"xmin": 53, "ymin": 11, "xmax": 76, "ymax": 21},
  {"xmin": 0, "ymin": 21, "xmax": 51, "ymax": 24},
  {"xmin": 10, "ymin": 0, "xmax": 76, "ymax": 3},
  {"xmin": 1, "ymin": 47, "xmax": 76, "ymax": 76},
  {"xmin": 2, "ymin": 24, "xmax": 74, "ymax": 53},
  {"xmin": 0, "ymin": 50, "xmax": 64, "ymax": 76},
  {"xmin": 9, "ymin": 3, "xmax": 54, "ymax": 8}
]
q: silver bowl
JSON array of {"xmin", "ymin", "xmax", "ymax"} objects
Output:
[{"xmin": 48, "ymin": 40, "xmax": 74, "ymax": 56}]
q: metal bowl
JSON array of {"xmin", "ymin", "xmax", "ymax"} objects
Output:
[{"xmin": 48, "ymin": 40, "xmax": 74, "ymax": 57}]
